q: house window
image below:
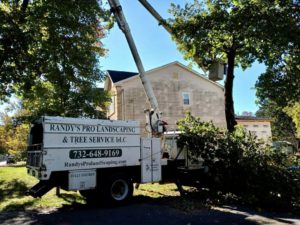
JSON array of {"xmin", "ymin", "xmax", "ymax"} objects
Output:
[
  {"xmin": 182, "ymin": 92, "xmax": 190, "ymax": 105},
  {"xmin": 253, "ymin": 125, "xmax": 259, "ymax": 128}
]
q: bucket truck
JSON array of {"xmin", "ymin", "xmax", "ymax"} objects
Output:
[{"xmin": 25, "ymin": 0, "xmax": 204, "ymax": 204}]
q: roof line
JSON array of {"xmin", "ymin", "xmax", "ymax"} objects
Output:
[{"xmin": 111, "ymin": 61, "xmax": 224, "ymax": 90}]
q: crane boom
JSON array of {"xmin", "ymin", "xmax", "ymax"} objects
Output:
[
  {"xmin": 107, "ymin": 0, "xmax": 165, "ymax": 136},
  {"xmin": 138, "ymin": 0, "xmax": 172, "ymax": 34}
]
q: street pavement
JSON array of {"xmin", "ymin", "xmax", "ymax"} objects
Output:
[{"xmin": 0, "ymin": 203, "xmax": 300, "ymax": 225}]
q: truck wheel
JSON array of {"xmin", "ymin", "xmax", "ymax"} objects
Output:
[{"xmin": 105, "ymin": 175, "xmax": 133, "ymax": 205}]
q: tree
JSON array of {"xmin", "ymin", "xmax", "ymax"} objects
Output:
[
  {"xmin": 21, "ymin": 82, "xmax": 109, "ymax": 120},
  {"xmin": 1, "ymin": 0, "xmax": 110, "ymax": 118},
  {"xmin": 256, "ymin": 53, "xmax": 300, "ymax": 109},
  {"xmin": 0, "ymin": 0, "xmax": 33, "ymax": 99},
  {"xmin": 256, "ymin": 47, "xmax": 300, "ymax": 142},
  {"xmin": 285, "ymin": 103, "xmax": 300, "ymax": 138},
  {"xmin": 168, "ymin": 0, "xmax": 300, "ymax": 132},
  {"xmin": 0, "ymin": 109, "xmax": 29, "ymax": 160},
  {"xmin": 177, "ymin": 113, "xmax": 300, "ymax": 211}
]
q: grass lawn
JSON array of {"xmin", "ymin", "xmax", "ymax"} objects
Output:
[
  {"xmin": 0, "ymin": 166, "xmax": 86, "ymax": 212},
  {"xmin": 0, "ymin": 166, "xmax": 205, "ymax": 212}
]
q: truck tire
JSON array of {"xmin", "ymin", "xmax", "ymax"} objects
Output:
[{"xmin": 105, "ymin": 175, "xmax": 133, "ymax": 205}]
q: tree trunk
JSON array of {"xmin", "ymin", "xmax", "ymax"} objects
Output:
[{"xmin": 224, "ymin": 50, "xmax": 237, "ymax": 132}]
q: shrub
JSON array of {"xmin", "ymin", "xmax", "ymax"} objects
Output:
[{"xmin": 177, "ymin": 113, "xmax": 300, "ymax": 211}]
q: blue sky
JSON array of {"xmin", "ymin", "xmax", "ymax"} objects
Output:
[{"xmin": 100, "ymin": 0, "xmax": 266, "ymax": 115}]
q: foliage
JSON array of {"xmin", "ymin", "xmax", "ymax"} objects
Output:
[
  {"xmin": 256, "ymin": 50, "xmax": 300, "ymax": 141},
  {"xmin": 0, "ymin": 111, "xmax": 29, "ymax": 160},
  {"xmin": 284, "ymin": 102, "xmax": 300, "ymax": 138},
  {"xmin": 6, "ymin": 123, "xmax": 29, "ymax": 160},
  {"xmin": 0, "ymin": 0, "xmax": 31, "ymax": 99},
  {"xmin": 0, "ymin": 0, "xmax": 110, "ymax": 118},
  {"xmin": 177, "ymin": 113, "xmax": 300, "ymax": 211},
  {"xmin": 0, "ymin": 126, "xmax": 7, "ymax": 155},
  {"xmin": 168, "ymin": 0, "xmax": 300, "ymax": 132},
  {"xmin": 256, "ymin": 54, "xmax": 300, "ymax": 108},
  {"xmin": 21, "ymin": 82, "xmax": 110, "ymax": 120}
]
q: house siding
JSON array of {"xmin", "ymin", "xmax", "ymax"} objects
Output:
[
  {"xmin": 236, "ymin": 119, "xmax": 272, "ymax": 141},
  {"xmin": 106, "ymin": 62, "xmax": 226, "ymax": 136}
]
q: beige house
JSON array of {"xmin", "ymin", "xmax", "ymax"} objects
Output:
[
  {"xmin": 104, "ymin": 61, "xmax": 226, "ymax": 135},
  {"xmin": 236, "ymin": 116, "xmax": 272, "ymax": 141}
]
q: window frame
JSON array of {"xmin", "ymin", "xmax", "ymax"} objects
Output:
[{"xmin": 182, "ymin": 92, "xmax": 190, "ymax": 106}]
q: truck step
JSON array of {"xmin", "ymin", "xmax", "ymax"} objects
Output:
[{"xmin": 26, "ymin": 181, "xmax": 55, "ymax": 198}]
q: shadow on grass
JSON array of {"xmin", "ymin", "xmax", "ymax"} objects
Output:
[
  {"xmin": 0, "ymin": 180, "xmax": 4, "ymax": 201},
  {"xmin": 1, "ymin": 199, "xmax": 36, "ymax": 212},
  {"xmin": 0, "ymin": 179, "xmax": 29, "ymax": 202},
  {"xmin": 0, "ymin": 178, "xmax": 38, "ymax": 212},
  {"xmin": 56, "ymin": 192, "xmax": 86, "ymax": 208}
]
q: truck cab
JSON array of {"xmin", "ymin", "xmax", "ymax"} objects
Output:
[{"xmin": 162, "ymin": 131, "xmax": 204, "ymax": 170}]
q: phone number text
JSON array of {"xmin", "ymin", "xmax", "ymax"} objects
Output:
[{"xmin": 69, "ymin": 149, "xmax": 122, "ymax": 159}]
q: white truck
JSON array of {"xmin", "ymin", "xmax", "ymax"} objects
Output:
[
  {"xmin": 26, "ymin": 116, "xmax": 166, "ymax": 203},
  {"xmin": 26, "ymin": 0, "xmax": 171, "ymax": 204},
  {"xmin": 26, "ymin": 117, "xmax": 207, "ymax": 204},
  {"xmin": 27, "ymin": 115, "xmax": 207, "ymax": 204},
  {"xmin": 26, "ymin": 0, "xmax": 207, "ymax": 204}
]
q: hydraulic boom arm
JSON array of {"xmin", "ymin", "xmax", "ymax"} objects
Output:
[
  {"xmin": 108, "ymin": 0, "xmax": 166, "ymax": 136},
  {"xmin": 138, "ymin": 0, "xmax": 172, "ymax": 34}
]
